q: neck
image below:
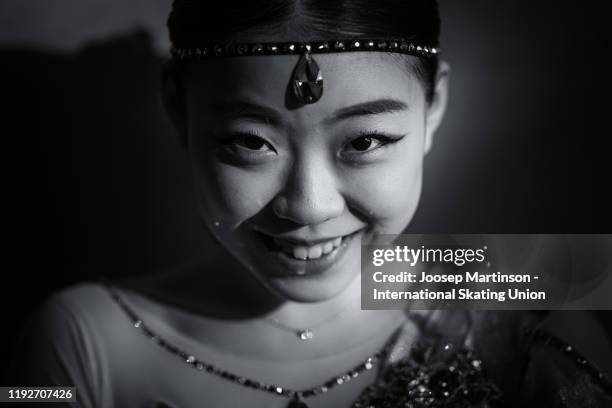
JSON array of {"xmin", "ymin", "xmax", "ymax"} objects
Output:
[
  {"xmin": 260, "ymin": 277, "xmax": 407, "ymax": 358},
  {"xmin": 116, "ymin": 245, "xmax": 410, "ymax": 359},
  {"xmin": 263, "ymin": 273, "xmax": 364, "ymax": 328}
]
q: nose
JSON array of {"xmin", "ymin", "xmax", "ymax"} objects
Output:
[{"xmin": 272, "ymin": 155, "xmax": 345, "ymax": 225}]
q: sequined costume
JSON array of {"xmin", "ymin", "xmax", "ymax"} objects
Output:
[
  {"xmin": 11, "ymin": 283, "xmax": 612, "ymax": 407},
  {"xmin": 355, "ymin": 310, "xmax": 612, "ymax": 407}
]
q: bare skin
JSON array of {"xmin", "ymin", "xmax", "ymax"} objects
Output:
[{"xmin": 113, "ymin": 50, "xmax": 449, "ymax": 406}]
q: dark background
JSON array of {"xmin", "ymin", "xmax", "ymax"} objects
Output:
[{"xmin": 1, "ymin": 0, "xmax": 611, "ymax": 383}]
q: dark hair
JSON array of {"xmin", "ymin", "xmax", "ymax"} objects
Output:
[{"xmin": 167, "ymin": 0, "xmax": 440, "ymax": 101}]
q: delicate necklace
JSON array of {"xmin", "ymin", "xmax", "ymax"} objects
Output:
[
  {"xmin": 106, "ymin": 285, "xmax": 399, "ymax": 408},
  {"xmin": 263, "ymin": 297, "xmax": 361, "ymax": 341}
]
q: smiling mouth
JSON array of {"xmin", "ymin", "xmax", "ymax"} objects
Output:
[
  {"xmin": 257, "ymin": 232, "xmax": 355, "ymax": 261},
  {"xmin": 273, "ymin": 236, "xmax": 343, "ymax": 260}
]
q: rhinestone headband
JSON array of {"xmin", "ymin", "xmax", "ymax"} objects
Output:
[
  {"xmin": 171, "ymin": 38, "xmax": 439, "ymax": 105},
  {"xmin": 171, "ymin": 38, "xmax": 439, "ymax": 60}
]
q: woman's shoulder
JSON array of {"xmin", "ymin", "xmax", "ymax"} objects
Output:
[
  {"xmin": 24, "ymin": 281, "xmax": 121, "ymax": 338},
  {"xmin": 21, "ymin": 281, "xmax": 120, "ymax": 340},
  {"xmin": 11, "ymin": 282, "xmax": 118, "ymax": 406},
  {"xmin": 473, "ymin": 310, "xmax": 612, "ymax": 406},
  {"xmin": 22, "ymin": 281, "xmax": 115, "ymax": 334},
  {"xmin": 45, "ymin": 280, "xmax": 114, "ymax": 310},
  {"xmin": 517, "ymin": 311, "xmax": 612, "ymax": 406},
  {"xmin": 536, "ymin": 310, "xmax": 612, "ymax": 375}
]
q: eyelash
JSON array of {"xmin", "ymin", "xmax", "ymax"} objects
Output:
[
  {"xmin": 218, "ymin": 131, "xmax": 276, "ymax": 151},
  {"xmin": 345, "ymin": 132, "xmax": 405, "ymax": 149},
  {"xmin": 214, "ymin": 130, "xmax": 405, "ymax": 164}
]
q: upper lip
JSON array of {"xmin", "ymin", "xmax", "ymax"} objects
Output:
[{"xmin": 256, "ymin": 230, "xmax": 359, "ymax": 246}]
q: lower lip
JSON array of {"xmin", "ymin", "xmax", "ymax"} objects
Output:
[{"xmin": 257, "ymin": 230, "xmax": 362, "ymax": 278}]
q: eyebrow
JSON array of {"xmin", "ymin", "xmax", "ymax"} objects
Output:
[
  {"xmin": 207, "ymin": 98, "xmax": 408, "ymax": 126},
  {"xmin": 327, "ymin": 99, "xmax": 409, "ymax": 124},
  {"xmin": 208, "ymin": 101, "xmax": 284, "ymax": 126}
]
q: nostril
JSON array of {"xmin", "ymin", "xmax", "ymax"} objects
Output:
[
  {"xmin": 271, "ymin": 183, "xmax": 345, "ymax": 225},
  {"xmin": 272, "ymin": 197, "xmax": 338, "ymax": 225},
  {"xmin": 272, "ymin": 195, "xmax": 289, "ymax": 219}
]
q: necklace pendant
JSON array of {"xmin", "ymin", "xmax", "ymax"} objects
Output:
[{"xmin": 298, "ymin": 328, "xmax": 313, "ymax": 341}]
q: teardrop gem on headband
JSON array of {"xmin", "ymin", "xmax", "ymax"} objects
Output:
[
  {"xmin": 171, "ymin": 39, "xmax": 439, "ymax": 105},
  {"xmin": 291, "ymin": 51, "xmax": 323, "ymax": 104}
]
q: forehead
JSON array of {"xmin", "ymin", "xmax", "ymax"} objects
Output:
[{"xmin": 183, "ymin": 53, "xmax": 426, "ymax": 119}]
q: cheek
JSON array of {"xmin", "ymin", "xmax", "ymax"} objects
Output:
[
  {"xmin": 343, "ymin": 136, "xmax": 425, "ymax": 232},
  {"xmin": 191, "ymin": 154, "xmax": 282, "ymax": 229}
]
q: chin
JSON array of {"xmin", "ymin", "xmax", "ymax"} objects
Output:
[
  {"xmin": 261, "ymin": 267, "xmax": 360, "ymax": 303},
  {"xmin": 242, "ymin": 233, "xmax": 363, "ymax": 303},
  {"xmin": 223, "ymin": 227, "xmax": 364, "ymax": 302}
]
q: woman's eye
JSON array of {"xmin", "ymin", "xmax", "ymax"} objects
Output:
[
  {"xmin": 339, "ymin": 133, "xmax": 405, "ymax": 164},
  {"xmin": 349, "ymin": 136, "xmax": 382, "ymax": 152},
  {"xmin": 214, "ymin": 132, "xmax": 277, "ymax": 165},
  {"xmin": 344, "ymin": 134, "xmax": 404, "ymax": 153},
  {"xmin": 237, "ymin": 134, "xmax": 272, "ymax": 151}
]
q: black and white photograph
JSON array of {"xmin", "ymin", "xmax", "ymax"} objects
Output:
[{"xmin": 2, "ymin": 1, "xmax": 612, "ymax": 407}]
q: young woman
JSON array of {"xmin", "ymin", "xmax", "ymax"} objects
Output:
[{"xmin": 13, "ymin": 1, "xmax": 612, "ymax": 407}]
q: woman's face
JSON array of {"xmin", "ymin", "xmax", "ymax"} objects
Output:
[{"xmin": 174, "ymin": 52, "xmax": 448, "ymax": 302}]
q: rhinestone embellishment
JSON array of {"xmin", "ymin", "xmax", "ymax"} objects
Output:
[
  {"xmin": 291, "ymin": 52, "xmax": 323, "ymax": 104},
  {"xmin": 171, "ymin": 38, "xmax": 440, "ymax": 61},
  {"xmin": 105, "ymin": 284, "xmax": 397, "ymax": 408},
  {"xmin": 299, "ymin": 328, "xmax": 314, "ymax": 341}
]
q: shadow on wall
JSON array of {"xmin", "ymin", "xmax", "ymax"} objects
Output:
[
  {"xmin": 3, "ymin": 30, "xmax": 209, "ymax": 280},
  {"xmin": 2, "ymin": 31, "xmax": 214, "ymax": 383}
]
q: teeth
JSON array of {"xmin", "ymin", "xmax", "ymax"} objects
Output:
[
  {"xmin": 307, "ymin": 245, "xmax": 322, "ymax": 259},
  {"xmin": 322, "ymin": 242, "xmax": 334, "ymax": 254},
  {"xmin": 293, "ymin": 247, "xmax": 308, "ymax": 260},
  {"xmin": 272, "ymin": 236, "xmax": 345, "ymax": 260}
]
